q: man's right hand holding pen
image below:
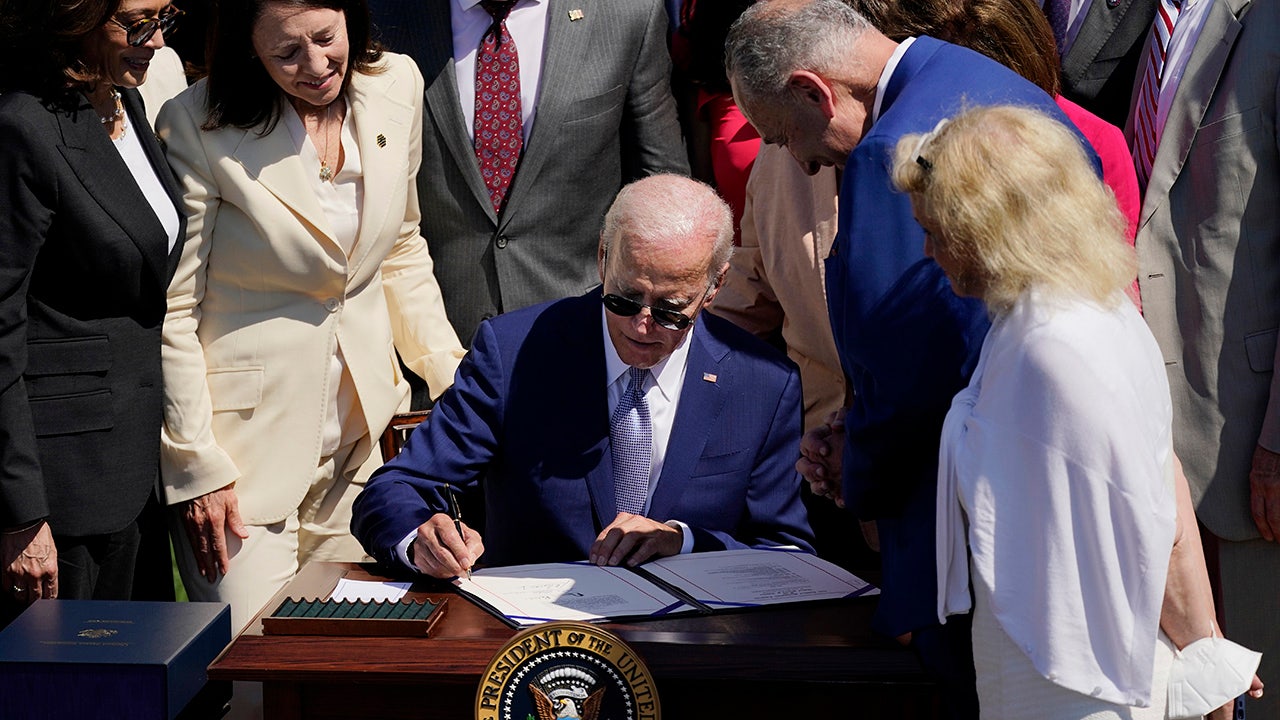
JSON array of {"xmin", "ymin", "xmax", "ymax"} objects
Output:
[{"xmin": 410, "ymin": 513, "xmax": 484, "ymax": 580}]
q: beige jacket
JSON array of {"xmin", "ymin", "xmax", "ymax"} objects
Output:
[
  {"xmin": 711, "ymin": 143, "xmax": 846, "ymax": 430},
  {"xmin": 156, "ymin": 54, "xmax": 464, "ymax": 523}
]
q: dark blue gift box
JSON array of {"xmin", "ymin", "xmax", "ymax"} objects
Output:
[{"xmin": 0, "ymin": 600, "xmax": 230, "ymax": 720}]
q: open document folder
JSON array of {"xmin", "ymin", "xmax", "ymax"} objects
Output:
[{"xmin": 453, "ymin": 548, "xmax": 879, "ymax": 627}]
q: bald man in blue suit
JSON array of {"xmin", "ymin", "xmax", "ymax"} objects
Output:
[{"xmin": 352, "ymin": 175, "xmax": 813, "ymax": 577}]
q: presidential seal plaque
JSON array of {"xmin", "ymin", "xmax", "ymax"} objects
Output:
[{"xmin": 475, "ymin": 622, "xmax": 660, "ymax": 720}]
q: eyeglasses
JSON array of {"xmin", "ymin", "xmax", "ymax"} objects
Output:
[
  {"xmin": 111, "ymin": 5, "xmax": 183, "ymax": 47},
  {"xmin": 602, "ymin": 282, "xmax": 714, "ymax": 331}
]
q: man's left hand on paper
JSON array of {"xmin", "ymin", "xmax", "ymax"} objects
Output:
[{"xmin": 590, "ymin": 512, "xmax": 682, "ymax": 567}]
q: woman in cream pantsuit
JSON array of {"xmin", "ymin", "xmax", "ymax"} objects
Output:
[{"xmin": 156, "ymin": 0, "xmax": 463, "ymax": 632}]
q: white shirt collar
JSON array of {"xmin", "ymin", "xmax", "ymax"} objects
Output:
[
  {"xmin": 601, "ymin": 305, "xmax": 695, "ymax": 402},
  {"xmin": 872, "ymin": 36, "xmax": 916, "ymax": 124},
  {"xmin": 457, "ymin": 0, "xmax": 540, "ymax": 12}
]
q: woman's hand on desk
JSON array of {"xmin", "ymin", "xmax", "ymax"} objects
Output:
[
  {"xmin": 180, "ymin": 484, "xmax": 249, "ymax": 582},
  {"xmin": 413, "ymin": 514, "xmax": 484, "ymax": 579}
]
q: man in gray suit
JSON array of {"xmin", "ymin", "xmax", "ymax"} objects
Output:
[
  {"xmin": 1133, "ymin": 0, "xmax": 1280, "ymax": 712},
  {"xmin": 369, "ymin": 0, "xmax": 689, "ymax": 348}
]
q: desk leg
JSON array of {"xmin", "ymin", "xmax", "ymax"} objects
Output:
[{"xmin": 263, "ymin": 683, "xmax": 302, "ymax": 720}]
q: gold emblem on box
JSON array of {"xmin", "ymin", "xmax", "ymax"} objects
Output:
[{"xmin": 476, "ymin": 621, "xmax": 659, "ymax": 720}]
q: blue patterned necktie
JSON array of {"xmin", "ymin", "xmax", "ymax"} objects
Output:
[
  {"xmin": 1043, "ymin": 0, "xmax": 1071, "ymax": 54},
  {"xmin": 611, "ymin": 367, "xmax": 652, "ymax": 515}
]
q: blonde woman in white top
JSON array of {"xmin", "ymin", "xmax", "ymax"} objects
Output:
[{"xmin": 893, "ymin": 105, "xmax": 1261, "ymax": 719}]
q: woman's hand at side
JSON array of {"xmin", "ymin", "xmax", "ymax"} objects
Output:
[{"xmin": 180, "ymin": 484, "xmax": 249, "ymax": 582}]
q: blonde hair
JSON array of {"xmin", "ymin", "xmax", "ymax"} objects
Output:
[{"xmin": 892, "ymin": 105, "xmax": 1134, "ymax": 313}]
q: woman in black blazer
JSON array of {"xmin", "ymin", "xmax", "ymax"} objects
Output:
[{"xmin": 0, "ymin": 0, "xmax": 186, "ymax": 615}]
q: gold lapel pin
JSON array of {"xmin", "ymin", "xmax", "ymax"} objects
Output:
[
  {"xmin": 568, "ymin": 8, "xmax": 584, "ymax": 20},
  {"xmin": 702, "ymin": 373, "xmax": 717, "ymax": 383},
  {"xmin": 376, "ymin": 134, "xmax": 387, "ymax": 147}
]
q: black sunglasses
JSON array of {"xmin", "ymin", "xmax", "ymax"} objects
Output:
[
  {"xmin": 601, "ymin": 281, "xmax": 713, "ymax": 331},
  {"xmin": 111, "ymin": 5, "xmax": 183, "ymax": 47}
]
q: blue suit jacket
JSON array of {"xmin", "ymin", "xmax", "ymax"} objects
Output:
[
  {"xmin": 827, "ymin": 37, "xmax": 1100, "ymax": 635},
  {"xmin": 352, "ymin": 290, "xmax": 814, "ymax": 569}
]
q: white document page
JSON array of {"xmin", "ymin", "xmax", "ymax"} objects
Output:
[
  {"xmin": 643, "ymin": 548, "xmax": 879, "ymax": 608},
  {"xmin": 455, "ymin": 561, "xmax": 698, "ymax": 626},
  {"xmin": 330, "ymin": 578, "xmax": 411, "ymax": 603}
]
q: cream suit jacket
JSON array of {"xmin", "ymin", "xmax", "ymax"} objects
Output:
[
  {"xmin": 156, "ymin": 54, "xmax": 465, "ymax": 524},
  {"xmin": 1131, "ymin": 0, "xmax": 1280, "ymax": 540},
  {"xmin": 710, "ymin": 143, "xmax": 846, "ymax": 431}
]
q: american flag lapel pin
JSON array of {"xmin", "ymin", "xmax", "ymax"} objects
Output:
[
  {"xmin": 702, "ymin": 372, "xmax": 717, "ymax": 383},
  {"xmin": 568, "ymin": 8, "xmax": 584, "ymax": 20}
]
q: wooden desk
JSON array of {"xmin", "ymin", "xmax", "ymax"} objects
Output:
[{"xmin": 209, "ymin": 562, "xmax": 940, "ymax": 719}]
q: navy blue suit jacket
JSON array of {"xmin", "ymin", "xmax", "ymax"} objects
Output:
[
  {"xmin": 826, "ymin": 37, "xmax": 1099, "ymax": 635},
  {"xmin": 352, "ymin": 290, "xmax": 814, "ymax": 569}
]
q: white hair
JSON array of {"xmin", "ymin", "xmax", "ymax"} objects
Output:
[
  {"xmin": 725, "ymin": 0, "xmax": 874, "ymax": 109},
  {"xmin": 600, "ymin": 174, "xmax": 733, "ymax": 282}
]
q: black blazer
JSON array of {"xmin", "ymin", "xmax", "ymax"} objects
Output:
[{"xmin": 0, "ymin": 88, "xmax": 185, "ymax": 537}]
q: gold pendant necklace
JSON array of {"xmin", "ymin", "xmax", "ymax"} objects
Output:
[{"xmin": 318, "ymin": 103, "xmax": 334, "ymax": 182}]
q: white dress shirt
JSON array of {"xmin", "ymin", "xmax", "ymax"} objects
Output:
[
  {"xmin": 1154, "ymin": 0, "xmax": 1214, "ymax": 141},
  {"xmin": 451, "ymin": 0, "xmax": 548, "ymax": 143},
  {"xmin": 872, "ymin": 37, "xmax": 915, "ymax": 124}
]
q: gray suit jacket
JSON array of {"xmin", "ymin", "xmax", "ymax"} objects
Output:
[
  {"xmin": 1132, "ymin": 0, "xmax": 1280, "ymax": 540},
  {"xmin": 370, "ymin": 0, "xmax": 689, "ymax": 346},
  {"xmin": 1059, "ymin": 0, "xmax": 1156, "ymax": 127}
]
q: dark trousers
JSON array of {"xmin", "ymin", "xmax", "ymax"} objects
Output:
[
  {"xmin": 912, "ymin": 614, "xmax": 979, "ymax": 720},
  {"xmin": 55, "ymin": 520, "xmax": 141, "ymax": 600}
]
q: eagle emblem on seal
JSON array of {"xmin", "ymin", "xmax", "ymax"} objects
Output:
[{"xmin": 529, "ymin": 666, "xmax": 604, "ymax": 720}]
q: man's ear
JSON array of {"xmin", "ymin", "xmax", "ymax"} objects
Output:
[
  {"xmin": 787, "ymin": 70, "xmax": 837, "ymax": 120},
  {"xmin": 597, "ymin": 239, "xmax": 607, "ymax": 283},
  {"xmin": 703, "ymin": 262, "xmax": 731, "ymax": 306}
]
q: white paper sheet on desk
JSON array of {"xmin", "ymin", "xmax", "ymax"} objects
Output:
[
  {"xmin": 330, "ymin": 578, "xmax": 411, "ymax": 603},
  {"xmin": 456, "ymin": 562, "xmax": 697, "ymax": 626},
  {"xmin": 642, "ymin": 548, "xmax": 879, "ymax": 608}
]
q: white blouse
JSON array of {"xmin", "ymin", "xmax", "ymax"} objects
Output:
[
  {"xmin": 936, "ymin": 289, "xmax": 1177, "ymax": 705},
  {"xmin": 283, "ymin": 102, "xmax": 363, "ymax": 457},
  {"xmin": 112, "ymin": 115, "xmax": 181, "ymax": 253}
]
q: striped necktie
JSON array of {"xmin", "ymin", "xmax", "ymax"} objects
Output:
[
  {"xmin": 1132, "ymin": 0, "xmax": 1182, "ymax": 189},
  {"xmin": 611, "ymin": 367, "xmax": 652, "ymax": 515}
]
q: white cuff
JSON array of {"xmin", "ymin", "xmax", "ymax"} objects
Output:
[
  {"xmin": 396, "ymin": 529, "xmax": 418, "ymax": 572},
  {"xmin": 665, "ymin": 520, "xmax": 694, "ymax": 554}
]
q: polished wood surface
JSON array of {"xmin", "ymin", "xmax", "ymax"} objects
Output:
[{"xmin": 211, "ymin": 562, "xmax": 940, "ymax": 719}]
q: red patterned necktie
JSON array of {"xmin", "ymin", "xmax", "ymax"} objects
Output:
[
  {"xmin": 474, "ymin": 0, "xmax": 523, "ymax": 213},
  {"xmin": 1132, "ymin": 0, "xmax": 1182, "ymax": 190}
]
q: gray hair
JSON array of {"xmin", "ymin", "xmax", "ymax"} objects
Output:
[
  {"xmin": 600, "ymin": 174, "xmax": 734, "ymax": 283},
  {"xmin": 725, "ymin": 0, "xmax": 874, "ymax": 109}
]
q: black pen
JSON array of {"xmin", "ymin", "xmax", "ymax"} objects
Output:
[{"xmin": 446, "ymin": 485, "xmax": 471, "ymax": 579}]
